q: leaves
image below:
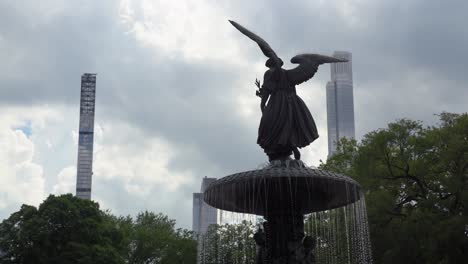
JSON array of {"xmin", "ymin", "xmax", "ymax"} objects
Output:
[
  {"xmin": 322, "ymin": 112, "xmax": 468, "ymax": 263},
  {"xmin": 200, "ymin": 221, "xmax": 256, "ymax": 264},
  {"xmin": 122, "ymin": 211, "xmax": 197, "ymax": 264},
  {"xmin": 0, "ymin": 196, "xmax": 197, "ymax": 264}
]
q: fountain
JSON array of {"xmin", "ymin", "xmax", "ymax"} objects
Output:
[{"xmin": 203, "ymin": 21, "xmax": 372, "ymax": 264}]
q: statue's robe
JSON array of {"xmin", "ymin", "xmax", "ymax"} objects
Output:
[{"xmin": 257, "ymin": 68, "xmax": 319, "ymax": 158}]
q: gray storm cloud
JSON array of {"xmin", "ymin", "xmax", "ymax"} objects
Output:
[{"xmin": 0, "ymin": 0, "xmax": 467, "ymax": 228}]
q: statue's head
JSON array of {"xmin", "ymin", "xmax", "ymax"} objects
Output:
[{"xmin": 266, "ymin": 58, "xmax": 283, "ymax": 68}]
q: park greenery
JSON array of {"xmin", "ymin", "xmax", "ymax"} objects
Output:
[
  {"xmin": 199, "ymin": 221, "xmax": 257, "ymax": 264},
  {"xmin": 0, "ymin": 194, "xmax": 197, "ymax": 264},
  {"xmin": 320, "ymin": 112, "xmax": 468, "ymax": 263},
  {"xmin": 0, "ymin": 112, "xmax": 466, "ymax": 263}
]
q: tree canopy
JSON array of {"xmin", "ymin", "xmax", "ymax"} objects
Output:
[
  {"xmin": 199, "ymin": 221, "xmax": 257, "ymax": 264},
  {"xmin": 321, "ymin": 112, "xmax": 468, "ymax": 263},
  {"xmin": 0, "ymin": 194, "xmax": 196, "ymax": 264}
]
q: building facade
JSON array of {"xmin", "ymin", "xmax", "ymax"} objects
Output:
[
  {"xmin": 193, "ymin": 177, "xmax": 218, "ymax": 264},
  {"xmin": 326, "ymin": 51, "xmax": 355, "ymax": 157},
  {"xmin": 75, "ymin": 73, "xmax": 97, "ymax": 200},
  {"xmin": 192, "ymin": 177, "xmax": 218, "ymax": 235}
]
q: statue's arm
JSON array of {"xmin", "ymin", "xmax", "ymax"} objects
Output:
[
  {"xmin": 260, "ymin": 94, "xmax": 269, "ymax": 113},
  {"xmin": 259, "ymin": 70, "xmax": 274, "ymax": 113}
]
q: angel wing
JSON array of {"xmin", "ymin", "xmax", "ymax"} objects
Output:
[
  {"xmin": 287, "ymin": 54, "xmax": 348, "ymax": 85},
  {"xmin": 229, "ymin": 20, "xmax": 282, "ymax": 68}
]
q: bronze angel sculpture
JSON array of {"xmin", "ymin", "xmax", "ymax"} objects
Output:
[{"xmin": 229, "ymin": 20, "xmax": 347, "ymax": 162}]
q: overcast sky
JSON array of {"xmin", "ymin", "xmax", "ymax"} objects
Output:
[{"xmin": 1, "ymin": 0, "xmax": 467, "ymax": 228}]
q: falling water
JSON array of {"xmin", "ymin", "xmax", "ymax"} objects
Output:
[
  {"xmin": 200, "ymin": 163, "xmax": 373, "ymax": 264},
  {"xmin": 304, "ymin": 196, "xmax": 373, "ymax": 264},
  {"xmin": 197, "ymin": 210, "xmax": 259, "ymax": 264},
  {"xmin": 198, "ymin": 197, "xmax": 372, "ymax": 264}
]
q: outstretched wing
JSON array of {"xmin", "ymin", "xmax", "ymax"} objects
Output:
[
  {"xmin": 287, "ymin": 54, "xmax": 348, "ymax": 85},
  {"xmin": 229, "ymin": 20, "xmax": 281, "ymax": 67}
]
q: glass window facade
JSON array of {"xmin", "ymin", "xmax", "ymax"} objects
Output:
[
  {"xmin": 326, "ymin": 52, "xmax": 355, "ymax": 157},
  {"xmin": 76, "ymin": 73, "xmax": 97, "ymax": 200}
]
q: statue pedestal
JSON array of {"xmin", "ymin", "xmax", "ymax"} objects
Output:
[{"xmin": 264, "ymin": 213, "xmax": 309, "ymax": 263}]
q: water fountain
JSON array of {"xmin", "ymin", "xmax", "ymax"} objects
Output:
[{"xmin": 203, "ymin": 21, "xmax": 372, "ymax": 264}]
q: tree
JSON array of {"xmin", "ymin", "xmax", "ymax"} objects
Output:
[
  {"xmin": 199, "ymin": 221, "xmax": 257, "ymax": 264},
  {"xmin": 120, "ymin": 211, "xmax": 197, "ymax": 264},
  {"xmin": 0, "ymin": 196, "xmax": 197, "ymax": 264},
  {"xmin": 321, "ymin": 112, "xmax": 468, "ymax": 263},
  {"xmin": 0, "ymin": 194, "xmax": 125, "ymax": 264}
]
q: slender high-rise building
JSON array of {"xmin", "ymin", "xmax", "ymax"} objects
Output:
[
  {"xmin": 326, "ymin": 51, "xmax": 355, "ymax": 157},
  {"xmin": 193, "ymin": 177, "xmax": 218, "ymax": 264},
  {"xmin": 76, "ymin": 73, "xmax": 97, "ymax": 200},
  {"xmin": 192, "ymin": 177, "xmax": 218, "ymax": 234}
]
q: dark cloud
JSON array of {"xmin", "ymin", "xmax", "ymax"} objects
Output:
[{"xmin": 1, "ymin": 0, "xmax": 467, "ymax": 228}]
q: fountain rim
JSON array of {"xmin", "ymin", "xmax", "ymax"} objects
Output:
[
  {"xmin": 205, "ymin": 167, "xmax": 361, "ymax": 190},
  {"xmin": 203, "ymin": 167, "xmax": 362, "ymax": 215}
]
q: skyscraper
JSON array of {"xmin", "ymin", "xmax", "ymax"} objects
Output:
[
  {"xmin": 75, "ymin": 73, "xmax": 97, "ymax": 200},
  {"xmin": 193, "ymin": 177, "xmax": 218, "ymax": 264},
  {"xmin": 192, "ymin": 177, "xmax": 218, "ymax": 235},
  {"xmin": 326, "ymin": 51, "xmax": 355, "ymax": 157}
]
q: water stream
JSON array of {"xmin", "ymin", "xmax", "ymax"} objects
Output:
[{"xmin": 197, "ymin": 195, "xmax": 373, "ymax": 264}]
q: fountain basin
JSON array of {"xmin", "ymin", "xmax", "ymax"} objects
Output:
[{"xmin": 204, "ymin": 166, "xmax": 361, "ymax": 216}]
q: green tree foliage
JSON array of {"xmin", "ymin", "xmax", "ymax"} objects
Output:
[
  {"xmin": 117, "ymin": 211, "xmax": 197, "ymax": 264},
  {"xmin": 0, "ymin": 195, "xmax": 197, "ymax": 264},
  {"xmin": 0, "ymin": 194, "xmax": 125, "ymax": 264},
  {"xmin": 320, "ymin": 112, "xmax": 468, "ymax": 264},
  {"xmin": 200, "ymin": 221, "xmax": 256, "ymax": 264}
]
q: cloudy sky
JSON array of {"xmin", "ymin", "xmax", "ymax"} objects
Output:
[{"xmin": 1, "ymin": 0, "xmax": 467, "ymax": 228}]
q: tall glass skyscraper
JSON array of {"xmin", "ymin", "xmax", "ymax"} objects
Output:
[
  {"xmin": 192, "ymin": 177, "xmax": 218, "ymax": 234},
  {"xmin": 193, "ymin": 177, "xmax": 218, "ymax": 264},
  {"xmin": 76, "ymin": 73, "xmax": 97, "ymax": 200},
  {"xmin": 326, "ymin": 51, "xmax": 355, "ymax": 157}
]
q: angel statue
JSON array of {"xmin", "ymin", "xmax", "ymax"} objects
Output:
[{"xmin": 229, "ymin": 20, "xmax": 347, "ymax": 161}]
